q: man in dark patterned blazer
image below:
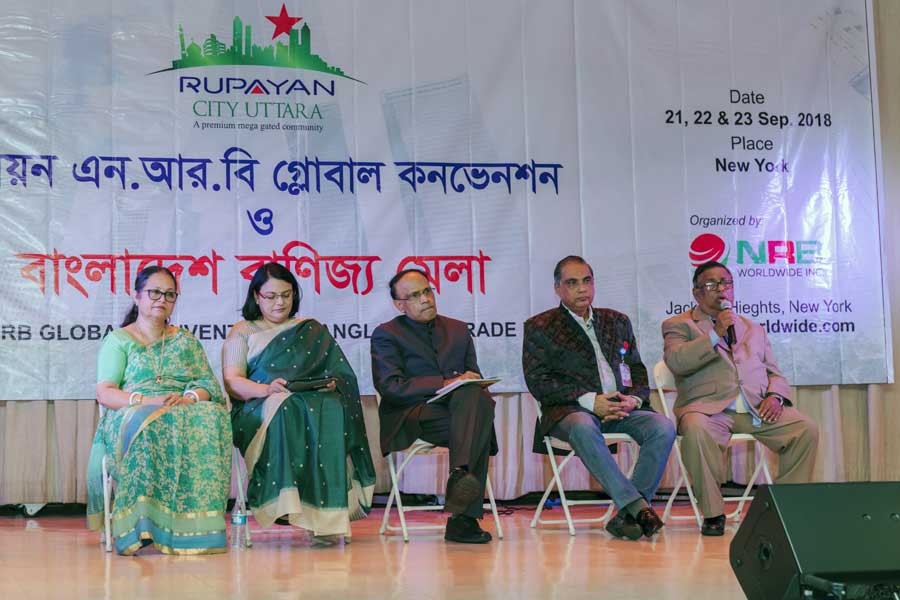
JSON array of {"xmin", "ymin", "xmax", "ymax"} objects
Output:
[
  {"xmin": 523, "ymin": 255, "xmax": 675, "ymax": 540},
  {"xmin": 372, "ymin": 268, "xmax": 497, "ymax": 544}
]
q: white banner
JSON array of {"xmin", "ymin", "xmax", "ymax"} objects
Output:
[{"xmin": 0, "ymin": 0, "xmax": 891, "ymax": 399}]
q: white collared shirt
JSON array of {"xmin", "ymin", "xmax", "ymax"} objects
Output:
[
  {"xmin": 708, "ymin": 329, "xmax": 748, "ymax": 413},
  {"xmin": 564, "ymin": 306, "xmax": 642, "ymax": 411}
]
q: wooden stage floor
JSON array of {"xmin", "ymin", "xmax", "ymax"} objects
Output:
[{"xmin": 0, "ymin": 504, "xmax": 748, "ymax": 599}]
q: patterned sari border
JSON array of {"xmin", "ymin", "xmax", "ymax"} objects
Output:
[
  {"xmin": 251, "ymin": 487, "xmax": 351, "ymax": 535},
  {"xmin": 117, "ymin": 518, "xmax": 226, "ymax": 555}
]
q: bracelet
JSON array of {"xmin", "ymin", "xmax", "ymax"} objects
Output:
[
  {"xmin": 184, "ymin": 389, "xmax": 201, "ymax": 403},
  {"xmin": 128, "ymin": 392, "xmax": 143, "ymax": 406}
]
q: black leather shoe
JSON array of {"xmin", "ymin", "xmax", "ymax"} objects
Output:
[
  {"xmin": 444, "ymin": 468, "xmax": 481, "ymax": 515},
  {"xmin": 604, "ymin": 511, "xmax": 643, "ymax": 540},
  {"xmin": 635, "ymin": 507, "xmax": 664, "ymax": 538},
  {"xmin": 444, "ymin": 515, "xmax": 492, "ymax": 544},
  {"xmin": 701, "ymin": 514, "xmax": 726, "ymax": 536}
]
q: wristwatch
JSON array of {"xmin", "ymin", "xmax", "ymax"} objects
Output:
[{"xmin": 764, "ymin": 392, "xmax": 786, "ymax": 406}]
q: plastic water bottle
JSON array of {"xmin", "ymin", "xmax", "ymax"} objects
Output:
[{"xmin": 230, "ymin": 506, "xmax": 250, "ymax": 549}]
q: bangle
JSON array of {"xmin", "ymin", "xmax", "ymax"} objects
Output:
[
  {"xmin": 184, "ymin": 389, "xmax": 201, "ymax": 403},
  {"xmin": 128, "ymin": 392, "xmax": 143, "ymax": 406}
]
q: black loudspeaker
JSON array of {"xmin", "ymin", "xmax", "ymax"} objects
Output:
[{"xmin": 730, "ymin": 482, "xmax": 900, "ymax": 600}]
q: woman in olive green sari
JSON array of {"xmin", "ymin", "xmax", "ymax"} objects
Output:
[
  {"xmin": 87, "ymin": 266, "xmax": 232, "ymax": 555},
  {"xmin": 223, "ymin": 263, "xmax": 375, "ymax": 540}
]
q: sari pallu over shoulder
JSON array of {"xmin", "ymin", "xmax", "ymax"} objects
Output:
[{"xmin": 86, "ymin": 404, "xmax": 167, "ymax": 531}]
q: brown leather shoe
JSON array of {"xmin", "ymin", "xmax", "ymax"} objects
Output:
[
  {"xmin": 635, "ymin": 506, "xmax": 664, "ymax": 538},
  {"xmin": 604, "ymin": 511, "xmax": 643, "ymax": 540}
]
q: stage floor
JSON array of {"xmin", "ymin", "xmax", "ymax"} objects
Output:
[{"xmin": 0, "ymin": 504, "xmax": 747, "ymax": 599}]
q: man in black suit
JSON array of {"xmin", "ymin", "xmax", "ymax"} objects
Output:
[{"xmin": 371, "ymin": 268, "xmax": 497, "ymax": 544}]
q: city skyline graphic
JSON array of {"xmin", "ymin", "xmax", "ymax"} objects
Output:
[{"xmin": 148, "ymin": 4, "xmax": 361, "ymax": 82}]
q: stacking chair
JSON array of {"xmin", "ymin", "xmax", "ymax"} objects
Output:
[
  {"xmin": 379, "ymin": 439, "xmax": 504, "ymax": 542},
  {"xmin": 653, "ymin": 360, "xmax": 773, "ymax": 528},
  {"xmin": 98, "ymin": 405, "xmax": 113, "ymax": 552},
  {"xmin": 529, "ymin": 398, "xmax": 639, "ymax": 536}
]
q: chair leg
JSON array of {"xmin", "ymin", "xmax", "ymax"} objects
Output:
[
  {"xmin": 386, "ymin": 454, "xmax": 411, "ymax": 542},
  {"xmin": 664, "ymin": 442, "xmax": 704, "ymax": 528},
  {"xmin": 761, "ymin": 448, "xmax": 774, "ymax": 484},
  {"xmin": 663, "ymin": 473, "xmax": 683, "ymax": 522},
  {"xmin": 232, "ymin": 448, "xmax": 253, "ymax": 547},
  {"xmin": 598, "ymin": 501, "xmax": 616, "ymax": 523},
  {"xmin": 378, "ymin": 477, "xmax": 396, "ymax": 535},
  {"xmin": 530, "ymin": 468, "xmax": 556, "ymax": 528},
  {"xmin": 485, "ymin": 475, "xmax": 503, "ymax": 540},
  {"xmin": 101, "ymin": 455, "xmax": 112, "ymax": 553},
  {"xmin": 548, "ymin": 451, "xmax": 576, "ymax": 536},
  {"xmin": 731, "ymin": 443, "xmax": 767, "ymax": 521}
]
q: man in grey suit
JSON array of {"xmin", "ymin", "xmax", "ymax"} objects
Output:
[{"xmin": 662, "ymin": 261, "xmax": 818, "ymax": 536}]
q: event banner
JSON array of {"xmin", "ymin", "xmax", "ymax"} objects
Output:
[{"xmin": 0, "ymin": 0, "xmax": 891, "ymax": 399}]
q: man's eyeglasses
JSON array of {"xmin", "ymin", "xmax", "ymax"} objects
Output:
[
  {"xmin": 697, "ymin": 279, "xmax": 734, "ymax": 292},
  {"xmin": 144, "ymin": 289, "xmax": 179, "ymax": 303},
  {"xmin": 258, "ymin": 290, "xmax": 294, "ymax": 302},
  {"xmin": 397, "ymin": 287, "xmax": 435, "ymax": 302}
]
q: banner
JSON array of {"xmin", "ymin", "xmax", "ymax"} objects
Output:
[{"xmin": 0, "ymin": 0, "xmax": 891, "ymax": 400}]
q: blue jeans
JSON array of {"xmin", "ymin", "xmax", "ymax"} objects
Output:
[{"xmin": 551, "ymin": 410, "xmax": 676, "ymax": 510}]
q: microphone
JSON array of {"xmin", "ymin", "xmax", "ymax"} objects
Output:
[{"xmin": 720, "ymin": 300, "xmax": 736, "ymax": 346}]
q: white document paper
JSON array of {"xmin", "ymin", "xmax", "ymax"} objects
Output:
[{"xmin": 427, "ymin": 378, "xmax": 502, "ymax": 403}]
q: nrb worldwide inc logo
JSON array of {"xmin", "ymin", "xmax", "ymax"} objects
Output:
[{"xmin": 689, "ymin": 234, "xmax": 828, "ymax": 278}]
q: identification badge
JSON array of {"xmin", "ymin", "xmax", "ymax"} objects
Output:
[{"xmin": 618, "ymin": 342, "xmax": 632, "ymax": 386}]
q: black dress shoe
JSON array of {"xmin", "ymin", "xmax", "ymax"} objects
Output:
[
  {"xmin": 701, "ymin": 514, "xmax": 726, "ymax": 536},
  {"xmin": 604, "ymin": 511, "xmax": 643, "ymax": 540},
  {"xmin": 444, "ymin": 468, "xmax": 481, "ymax": 515},
  {"xmin": 444, "ymin": 515, "xmax": 492, "ymax": 544},
  {"xmin": 635, "ymin": 507, "xmax": 664, "ymax": 538}
]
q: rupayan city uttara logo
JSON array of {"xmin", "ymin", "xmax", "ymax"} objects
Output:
[{"xmin": 150, "ymin": 3, "xmax": 362, "ymax": 128}]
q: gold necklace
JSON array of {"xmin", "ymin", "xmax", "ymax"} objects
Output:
[
  {"xmin": 154, "ymin": 328, "xmax": 167, "ymax": 384},
  {"xmin": 138, "ymin": 322, "xmax": 168, "ymax": 384}
]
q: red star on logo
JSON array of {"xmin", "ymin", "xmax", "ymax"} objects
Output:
[{"xmin": 266, "ymin": 4, "xmax": 302, "ymax": 40}]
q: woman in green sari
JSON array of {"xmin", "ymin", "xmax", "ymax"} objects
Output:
[
  {"xmin": 223, "ymin": 263, "xmax": 375, "ymax": 541},
  {"xmin": 87, "ymin": 266, "xmax": 232, "ymax": 555}
]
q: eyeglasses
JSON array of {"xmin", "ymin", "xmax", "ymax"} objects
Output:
[
  {"xmin": 397, "ymin": 287, "xmax": 435, "ymax": 302},
  {"xmin": 144, "ymin": 288, "xmax": 179, "ymax": 303},
  {"xmin": 258, "ymin": 290, "xmax": 294, "ymax": 302},
  {"xmin": 562, "ymin": 276, "xmax": 593, "ymax": 290},
  {"xmin": 697, "ymin": 279, "xmax": 734, "ymax": 292}
]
